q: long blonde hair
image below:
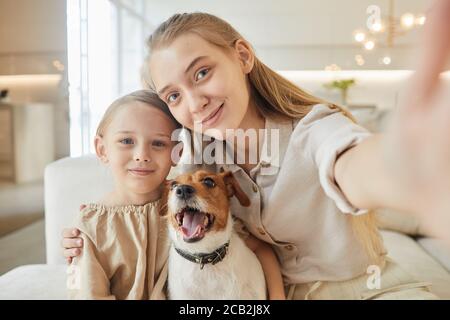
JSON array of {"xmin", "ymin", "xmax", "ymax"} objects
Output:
[{"xmin": 144, "ymin": 12, "xmax": 385, "ymax": 265}]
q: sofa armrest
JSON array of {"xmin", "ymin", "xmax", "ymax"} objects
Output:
[
  {"xmin": 381, "ymin": 230, "xmax": 450, "ymax": 299},
  {"xmin": 44, "ymin": 155, "xmax": 114, "ymax": 265}
]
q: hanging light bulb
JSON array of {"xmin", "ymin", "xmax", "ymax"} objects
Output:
[
  {"xmin": 325, "ymin": 64, "xmax": 341, "ymax": 71},
  {"xmin": 355, "ymin": 54, "xmax": 365, "ymax": 66},
  {"xmin": 353, "ymin": 30, "xmax": 366, "ymax": 43},
  {"xmin": 382, "ymin": 56, "xmax": 392, "ymax": 65},
  {"xmin": 351, "ymin": 4, "xmax": 426, "ymax": 63},
  {"xmin": 370, "ymin": 21, "xmax": 383, "ymax": 33},
  {"xmin": 364, "ymin": 40, "xmax": 375, "ymax": 51},
  {"xmin": 401, "ymin": 13, "xmax": 415, "ymax": 29}
]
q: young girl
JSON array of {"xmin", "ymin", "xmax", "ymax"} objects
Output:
[
  {"xmin": 65, "ymin": 1, "xmax": 450, "ymax": 299},
  {"xmin": 67, "ymin": 90, "xmax": 286, "ymax": 300}
]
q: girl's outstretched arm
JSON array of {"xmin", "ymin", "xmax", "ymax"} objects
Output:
[{"xmin": 334, "ymin": 0, "xmax": 450, "ymax": 245}]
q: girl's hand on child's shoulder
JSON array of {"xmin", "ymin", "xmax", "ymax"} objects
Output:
[{"xmin": 60, "ymin": 204, "xmax": 86, "ymax": 264}]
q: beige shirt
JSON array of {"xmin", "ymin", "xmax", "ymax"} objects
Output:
[
  {"xmin": 178, "ymin": 104, "xmax": 384, "ymax": 284},
  {"xmin": 68, "ymin": 200, "xmax": 169, "ymax": 300}
]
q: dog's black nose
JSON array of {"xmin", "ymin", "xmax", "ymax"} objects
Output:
[{"xmin": 176, "ymin": 184, "xmax": 196, "ymax": 199}]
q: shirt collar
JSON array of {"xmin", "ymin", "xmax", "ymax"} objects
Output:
[
  {"xmin": 217, "ymin": 117, "xmax": 295, "ymax": 176},
  {"xmin": 260, "ymin": 117, "xmax": 294, "ymax": 169}
]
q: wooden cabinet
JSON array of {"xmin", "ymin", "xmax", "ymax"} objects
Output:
[{"xmin": 0, "ymin": 102, "xmax": 54, "ymax": 183}]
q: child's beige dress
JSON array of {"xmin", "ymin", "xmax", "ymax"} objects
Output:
[{"xmin": 67, "ymin": 199, "xmax": 169, "ymax": 300}]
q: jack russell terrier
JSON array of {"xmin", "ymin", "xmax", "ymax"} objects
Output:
[{"xmin": 160, "ymin": 170, "xmax": 267, "ymax": 300}]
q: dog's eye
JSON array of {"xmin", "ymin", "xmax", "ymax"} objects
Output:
[
  {"xmin": 202, "ymin": 177, "xmax": 216, "ymax": 188},
  {"xmin": 170, "ymin": 181, "xmax": 178, "ymax": 190}
]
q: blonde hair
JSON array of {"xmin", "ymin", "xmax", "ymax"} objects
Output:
[
  {"xmin": 144, "ymin": 12, "xmax": 384, "ymax": 265},
  {"xmin": 96, "ymin": 90, "xmax": 181, "ymax": 138}
]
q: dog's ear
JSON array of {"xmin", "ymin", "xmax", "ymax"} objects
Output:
[
  {"xmin": 221, "ymin": 171, "xmax": 251, "ymax": 207},
  {"xmin": 159, "ymin": 179, "xmax": 172, "ymax": 216}
]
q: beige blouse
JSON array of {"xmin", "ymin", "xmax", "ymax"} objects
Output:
[
  {"xmin": 178, "ymin": 104, "xmax": 386, "ymax": 284},
  {"xmin": 67, "ymin": 200, "xmax": 169, "ymax": 300}
]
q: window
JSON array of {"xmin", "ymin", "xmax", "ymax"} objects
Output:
[{"xmin": 67, "ymin": 0, "xmax": 150, "ymax": 156}]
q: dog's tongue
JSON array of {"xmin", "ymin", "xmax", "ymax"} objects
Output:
[{"xmin": 181, "ymin": 211, "xmax": 205, "ymax": 239}]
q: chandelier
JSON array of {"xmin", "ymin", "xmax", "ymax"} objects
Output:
[{"xmin": 352, "ymin": 0, "xmax": 426, "ymax": 66}]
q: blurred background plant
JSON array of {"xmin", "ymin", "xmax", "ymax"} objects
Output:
[{"xmin": 323, "ymin": 78, "xmax": 356, "ymax": 106}]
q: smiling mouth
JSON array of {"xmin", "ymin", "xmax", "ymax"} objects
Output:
[
  {"xmin": 128, "ymin": 169, "xmax": 155, "ymax": 176},
  {"xmin": 175, "ymin": 206, "xmax": 215, "ymax": 242},
  {"xmin": 199, "ymin": 103, "xmax": 224, "ymax": 125}
]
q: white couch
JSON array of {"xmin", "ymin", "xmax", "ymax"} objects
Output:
[{"xmin": 0, "ymin": 155, "xmax": 450, "ymax": 299}]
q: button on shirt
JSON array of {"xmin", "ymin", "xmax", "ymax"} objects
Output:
[{"xmin": 178, "ymin": 104, "xmax": 383, "ymax": 284}]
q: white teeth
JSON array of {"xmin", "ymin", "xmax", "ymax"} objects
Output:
[{"xmin": 204, "ymin": 216, "xmax": 209, "ymax": 226}]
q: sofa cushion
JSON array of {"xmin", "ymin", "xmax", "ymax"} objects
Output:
[
  {"xmin": 45, "ymin": 155, "xmax": 114, "ymax": 265},
  {"xmin": 1, "ymin": 231, "xmax": 449, "ymax": 300},
  {"xmin": 0, "ymin": 264, "xmax": 67, "ymax": 300},
  {"xmin": 381, "ymin": 230, "xmax": 450, "ymax": 299},
  {"xmin": 417, "ymin": 237, "xmax": 450, "ymax": 273},
  {"xmin": 376, "ymin": 209, "xmax": 422, "ymax": 236}
]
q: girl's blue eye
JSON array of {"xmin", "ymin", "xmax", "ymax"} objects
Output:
[
  {"xmin": 196, "ymin": 68, "xmax": 209, "ymax": 81},
  {"xmin": 120, "ymin": 138, "xmax": 134, "ymax": 145},
  {"xmin": 167, "ymin": 93, "xmax": 179, "ymax": 103}
]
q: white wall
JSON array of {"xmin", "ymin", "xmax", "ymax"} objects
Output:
[
  {"xmin": 0, "ymin": 0, "xmax": 69, "ymax": 159},
  {"xmin": 144, "ymin": 0, "xmax": 431, "ymax": 70}
]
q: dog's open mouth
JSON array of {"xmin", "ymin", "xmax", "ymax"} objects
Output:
[{"xmin": 175, "ymin": 207, "xmax": 215, "ymax": 242}]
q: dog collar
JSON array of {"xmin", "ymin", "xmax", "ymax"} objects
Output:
[{"xmin": 174, "ymin": 241, "xmax": 230, "ymax": 270}]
